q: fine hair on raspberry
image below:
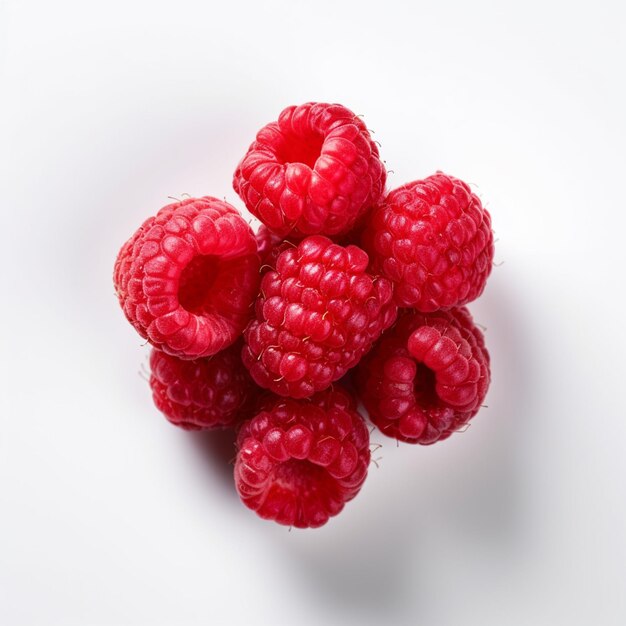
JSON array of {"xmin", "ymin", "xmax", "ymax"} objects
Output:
[
  {"xmin": 233, "ymin": 102, "xmax": 386, "ymax": 238},
  {"xmin": 242, "ymin": 235, "xmax": 398, "ymax": 398},
  {"xmin": 149, "ymin": 341, "xmax": 254, "ymax": 430},
  {"xmin": 356, "ymin": 307, "xmax": 490, "ymax": 444},
  {"xmin": 234, "ymin": 387, "xmax": 371, "ymax": 528},
  {"xmin": 255, "ymin": 224, "xmax": 294, "ymax": 271},
  {"xmin": 114, "ymin": 197, "xmax": 260, "ymax": 359},
  {"xmin": 363, "ymin": 172, "xmax": 494, "ymax": 311},
  {"xmin": 255, "ymin": 224, "xmax": 285, "ymax": 266}
]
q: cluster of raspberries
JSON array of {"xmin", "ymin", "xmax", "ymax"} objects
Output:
[{"xmin": 114, "ymin": 102, "xmax": 494, "ymax": 529}]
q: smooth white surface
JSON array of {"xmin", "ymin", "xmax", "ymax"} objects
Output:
[{"xmin": 1, "ymin": 1, "xmax": 625, "ymax": 624}]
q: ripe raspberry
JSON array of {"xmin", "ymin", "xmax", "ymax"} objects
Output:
[
  {"xmin": 255, "ymin": 224, "xmax": 293, "ymax": 271},
  {"xmin": 234, "ymin": 387, "xmax": 371, "ymax": 528},
  {"xmin": 255, "ymin": 224, "xmax": 283, "ymax": 265},
  {"xmin": 114, "ymin": 197, "xmax": 259, "ymax": 358},
  {"xmin": 362, "ymin": 172, "xmax": 494, "ymax": 311},
  {"xmin": 356, "ymin": 307, "xmax": 490, "ymax": 444},
  {"xmin": 242, "ymin": 235, "xmax": 398, "ymax": 398},
  {"xmin": 149, "ymin": 341, "xmax": 255, "ymax": 430},
  {"xmin": 233, "ymin": 102, "xmax": 386, "ymax": 239}
]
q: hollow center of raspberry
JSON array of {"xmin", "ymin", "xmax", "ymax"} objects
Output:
[
  {"xmin": 178, "ymin": 255, "xmax": 220, "ymax": 314},
  {"xmin": 275, "ymin": 133, "xmax": 324, "ymax": 169},
  {"xmin": 414, "ymin": 363, "xmax": 440, "ymax": 408},
  {"xmin": 273, "ymin": 459, "xmax": 340, "ymax": 498},
  {"xmin": 178, "ymin": 254, "xmax": 250, "ymax": 317}
]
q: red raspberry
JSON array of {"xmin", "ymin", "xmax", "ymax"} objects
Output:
[
  {"xmin": 114, "ymin": 197, "xmax": 259, "ymax": 358},
  {"xmin": 234, "ymin": 387, "xmax": 370, "ymax": 528},
  {"xmin": 233, "ymin": 102, "xmax": 386, "ymax": 239},
  {"xmin": 362, "ymin": 172, "xmax": 494, "ymax": 311},
  {"xmin": 356, "ymin": 307, "xmax": 490, "ymax": 444},
  {"xmin": 255, "ymin": 224, "xmax": 283, "ymax": 265},
  {"xmin": 242, "ymin": 235, "xmax": 398, "ymax": 398},
  {"xmin": 255, "ymin": 224, "xmax": 294, "ymax": 271},
  {"xmin": 149, "ymin": 341, "xmax": 255, "ymax": 430}
]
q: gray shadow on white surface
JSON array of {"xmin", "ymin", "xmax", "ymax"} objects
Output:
[
  {"xmin": 271, "ymin": 277, "xmax": 534, "ymax": 623},
  {"xmin": 187, "ymin": 428, "xmax": 239, "ymax": 500}
]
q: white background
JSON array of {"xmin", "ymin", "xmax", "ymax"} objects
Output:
[{"xmin": 1, "ymin": 1, "xmax": 625, "ymax": 624}]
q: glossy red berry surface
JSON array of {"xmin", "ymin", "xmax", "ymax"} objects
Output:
[
  {"xmin": 363, "ymin": 172, "xmax": 494, "ymax": 311},
  {"xmin": 114, "ymin": 197, "xmax": 259, "ymax": 358},
  {"xmin": 149, "ymin": 342, "xmax": 255, "ymax": 430},
  {"xmin": 356, "ymin": 307, "xmax": 490, "ymax": 444},
  {"xmin": 234, "ymin": 387, "xmax": 370, "ymax": 528},
  {"xmin": 243, "ymin": 235, "xmax": 398, "ymax": 398},
  {"xmin": 233, "ymin": 102, "xmax": 386, "ymax": 238},
  {"xmin": 255, "ymin": 224, "xmax": 284, "ymax": 265},
  {"xmin": 255, "ymin": 223, "xmax": 294, "ymax": 272}
]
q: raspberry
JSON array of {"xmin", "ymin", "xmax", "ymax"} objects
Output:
[
  {"xmin": 255, "ymin": 224, "xmax": 293, "ymax": 271},
  {"xmin": 114, "ymin": 197, "xmax": 259, "ymax": 358},
  {"xmin": 362, "ymin": 172, "xmax": 494, "ymax": 311},
  {"xmin": 255, "ymin": 224, "xmax": 283, "ymax": 265},
  {"xmin": 233, "ymin": 102, "xmax": 386, "ymax": 239},
  {"xmin": 356, "ymin": 307, "xmax": 490, "ymax": 444},
  {"xmin": 234, "ymin": 387, "xmax": 370, "ymax": 528},
  {"xmin": 242, "ymin": 235, "xmax": 398, "ymax": 398},
  {"xmin": 149, "ymin": 341, "xmax": 255, "ymax": 430}
]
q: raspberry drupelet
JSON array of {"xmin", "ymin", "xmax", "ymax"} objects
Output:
[
  {"xmin": 234, "ymin": 387, "xmax": 371, "ymax": 528},
  {"xmin": 362, "ymin": 172, "xmax": 494, "ymax": 311},
  {"xmin": 356, "ymin": 307, "xmax": 490, "ymax": 444},
  {"xmin": 255, "ymin": 224, "xmax": 284, "ymax": 265},
  {"xmin": 242, "ymin": 235, "xmax": 398, "ymax": 398},
  {"xmin": 233, "ymin": 102, "xmax": 386, "ymax": 239},
  {"xmin": 255, "ymin": 223, "xmax": 294, "ymax": 271},
  {"xmin": 149, "ymin": 341, "xmax": 255, "ymax": 430},
  {"xmin": 114, "ymin": 197, "xmax": 260, "ymax": 359}
]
